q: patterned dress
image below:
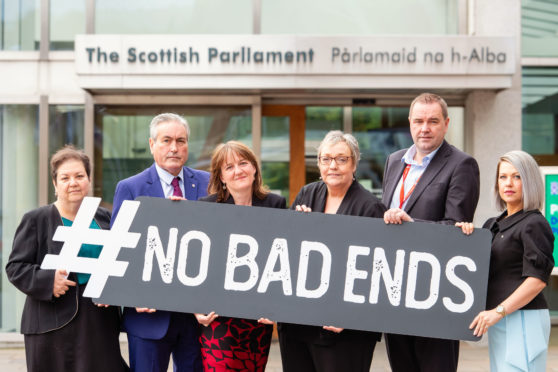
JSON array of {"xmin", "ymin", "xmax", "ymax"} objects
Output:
[{"xmin": 200, "ymin": 317, "xmax": 273, "ymax": 372}]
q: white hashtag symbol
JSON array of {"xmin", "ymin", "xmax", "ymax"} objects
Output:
[{"xmin": 41, "ymin": 197, "xmax": 141, "ymax": 298}]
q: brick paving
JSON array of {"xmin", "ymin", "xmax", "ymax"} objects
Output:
[{"xmin": 1, "ymin": 328, "xmax": 557, "ymax": 371}]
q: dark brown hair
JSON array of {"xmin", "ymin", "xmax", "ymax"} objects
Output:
[
  {"xmin": 50, "ymin": 145, "xmax": 91, "ymax": 184},
  {"xmin": 208, "ymin": 141, "xmax": 268, "ymax": 202},
  {"xmin": 409, "ymin": 92, "xmax": 449, "ymax": 120}
]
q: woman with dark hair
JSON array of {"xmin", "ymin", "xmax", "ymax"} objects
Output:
[
  {"xmin": 278, "ymin": 130, "xmax": 386, "ymax": 372},
  {"xmin": 196, "ymin": 140, "xmax": 286, "ymax": 372},
  {"xmin": 5, "ymin": 145, "xmax": 128, "ymax": 372},
  {"xmin": 457, "ymin": 150, "xmax": 554, "ymax": 371}
]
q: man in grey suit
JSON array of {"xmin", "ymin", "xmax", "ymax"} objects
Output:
[{"xmin": 382, "ymin": 93, "xmax": 480, "ymax": 372}]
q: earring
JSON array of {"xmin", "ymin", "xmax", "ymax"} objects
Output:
[{"xmin": 223, "ymin": 183, "xmax": 226, "ymax": 190}]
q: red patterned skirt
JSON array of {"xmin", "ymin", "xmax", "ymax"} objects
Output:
[{"xmin": 200, "ymin": 316, "xmax": 273, "ymax": 372}]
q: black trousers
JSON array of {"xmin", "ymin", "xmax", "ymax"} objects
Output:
[
  {"xmin": 385, "ymin": 333, "xmax": 459, "ymax": 372},
  {"xmin": 278, "ymin": 326, "xmax": 377, "ymax": 372}
]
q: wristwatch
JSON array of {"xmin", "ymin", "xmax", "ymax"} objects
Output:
[{"xmin": 496, "ymin": 304, "xmax": 506, "ymax": 318}]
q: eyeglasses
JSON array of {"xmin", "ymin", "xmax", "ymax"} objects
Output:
[{"xmin": 318, "ymin": 155, "xmax": 353, "ymax": 166}]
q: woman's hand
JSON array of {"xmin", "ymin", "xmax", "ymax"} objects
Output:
[
  {"xmin": 323, "ymin": 326, "xmax": 343, "ymax": 333},
  {"xmin": 469, "ymin": 309, "xmax": 503, "ymax": 337},
  {"xmin": 195, "ymin": 312, "xmax": 218, "ymax": 327},
  {"xmin": 258, "ymin": 318, "xmax": 274, "ymax": 325},
  {"xmin": 53, "ymin": 269, "xmax": 76, "ymax": 298},
  {"xmin": 383, "ymin": 208, "xmax": 413, "ymax": 224},
  {"xmin": 455, "ymin": 222, "xmax": 474, "ymax": 235},
  {"xmin": 295, "ymin": 205, "xmax": 312, "ymax": 213}
]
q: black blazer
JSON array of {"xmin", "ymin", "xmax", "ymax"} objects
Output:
[
  {"xmin": 5, "ymin": 204, "xmax": 111, "ymax": 334},
  {"xmin": 198, "ymin": 192, "xmax": 287, "ymax": 209},
  {"xmin": 382, "ymin": 141, "xmax": 480, "ymax": 224}
]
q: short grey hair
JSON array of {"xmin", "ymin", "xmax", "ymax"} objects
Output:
[
  {"xmin": 317, "ymin": 130, "xmax": 361, "ymax": 164},
  {"xmin": 494, "ymin": 150, "xmax": 543, "ymax": 212},
  {"xmin": 149, "ymin": 113, "xmax": 190, "ymax": 141}
]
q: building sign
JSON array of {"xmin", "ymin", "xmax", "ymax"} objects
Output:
[
  {"xmin": 74, "ymin": 35, "xmax": 516, "ymax": 90},
  {"xmin": 41, "ymin": 197, "xmax": 492, "ymax": 341},
  {"xmin": 541, "ymin": 167, "xmax": 558, "ymax": 274}
]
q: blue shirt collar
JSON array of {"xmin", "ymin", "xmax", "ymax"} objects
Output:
[{"xmin": 401, "ymin": 144, "xmax": 442, "ymax": 167}]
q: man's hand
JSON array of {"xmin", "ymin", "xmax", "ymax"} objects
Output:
[{"xmin": 383, "ymin": 208, "xmax": 414, "ymax": 224}]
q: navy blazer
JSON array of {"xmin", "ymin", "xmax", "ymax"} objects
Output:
[
  {"xmin": 382, "ymin": 141, "xmax": 480, "ymax": 224},
  {"xmin": 111, "ymin": 163, "xmax": 209, "ymax": 340}
]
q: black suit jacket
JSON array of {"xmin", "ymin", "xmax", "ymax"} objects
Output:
[
  {"xmin": 382, "ymin": 141, "xmax": 480, "ymax": 224},
  {"xmin": 5, "ymin": 204, "xmax": 111, "ymax": 334}
]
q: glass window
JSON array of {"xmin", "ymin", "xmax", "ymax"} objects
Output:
[
  {"xmin": 522, "ymin": 67, "xmax": 558, "ymax": 160},
  {"xmin": 94, "ymin": 106, "xmax": 252, "ymax": 206},
  {"xmin": 0, "ymin": 0, "xmax": 40, "ymax": 50},
  {"xmin": 48, "ymin": 105, "xmax": 85, "ymax": 203},
  {"xmin": 0, "ymin": 105, "xmax": 39, "ymax": 331},
  {"xmin": 262, "ymin": 0, "xmax": 458, "ymax": 34},
  {"xmin": 522, "ymin": 0, "xmax": 558, "ymax": 57},
  {"xmin": 352, "ymin": 107, "xmax": 412, "ymax": 196},
  {"xmin": 50, "ymin": 0, "xmax": 85, "ymax": 50},
  {"xmin": 305, "ymin": 107, "xmax": 343, "ymax": 184},
  {"xmin": 95, "ymin": 0, "xmax": 252, "ymax": 34},
  {"xmin": 261, "ymin": 116, "xmax": 289, "ymax": 200}
]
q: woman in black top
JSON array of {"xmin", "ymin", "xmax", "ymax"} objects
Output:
[
  {"xmin": 457, "ymin": 150, "xmax": 554, "ymax": 371},
  {"xmin": 5, "ymin": 146, "xmax": 128, "ymax": 372},
  {"xmin": 278, "ymin": 130, "xmax": 386, "ymax": 372},
  {"xmin": 195, "ymin": 141, "xmax": 286, "ymax": 372}
]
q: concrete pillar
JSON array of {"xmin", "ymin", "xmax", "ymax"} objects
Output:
[{"xmin": 465, "ymin": 0, "xmax": 522, "ymax": 224}]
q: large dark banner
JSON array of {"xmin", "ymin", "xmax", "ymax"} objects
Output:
[{"xmin": 42, "ymin": 196, "xmax": 491, "ymax": 341}]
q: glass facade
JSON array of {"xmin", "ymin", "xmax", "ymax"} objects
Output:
[
  {"xmin": 0, "ymin": 0, "xmax": 40, "ymax": 50},
  {"xmin": 0, "ymin": 105, "xmax": 39, "ymax": 331},
  {"xmin": 262, "ymin": 0, "xmax": 458, "ymax": 34},
  {"xmin": 50, "ymin": 0, "xmax": 85, "ymax": 50},
  {"xmin": 94, "ymin": 105, "xmax": 252, "ymax": 206},
  {"xmin": 522, "ymin": 0, "xmax": 558, "ymax": 57},
  {"xmin": 95, "ymin": 0, "xmax": 252, "ymax": 34},
  {"xmin": 48, "ymin": 105, "xmax": 85, "ymax": 203}
]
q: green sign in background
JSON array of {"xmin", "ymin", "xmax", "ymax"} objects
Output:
[{"xmin": 544, "ymin": 174, "xmax": 558, "ymax": 268}]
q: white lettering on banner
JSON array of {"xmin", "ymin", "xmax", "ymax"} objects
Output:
[
  {"xmin": 257, "ymin": 238, "xmax": 293, "ymax": 296},
  {"xmin": 224, "ymin": 234, "xmax": 260, "ymax": 291},
  {"xmin": 143, "ymin": 226, "xmax": 177, "ymax": 284},
  {"xmin": 369, "ymin": 248, "xmax": 405, "ymax": 306},
  {"xmin": 137, "ymin": 227, "xmax": 477, "ymax": 313},
  {"xmin": 177, "ymin": 230, "xmax": 211, "ymax": 287},
  {"xmin": 405, "ymin": 252, "xmax": 441, "ymax": 310},
  {"xmin": 443, "ymin": 256, "xmax": 477, "ymax": 313},
  {"xmin": 296, "ymin": 241, "xmax": 332, "ymax": 299},
  {"xmin": 344, "ymin": 245, "xmax": 371, "ymax": 304}
]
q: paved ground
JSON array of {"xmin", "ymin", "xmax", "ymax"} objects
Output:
[{"xmin": 1, "ymin": 327, "xmax": 557, "ymax": 371}]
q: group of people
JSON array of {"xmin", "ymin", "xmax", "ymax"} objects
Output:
[{"xmin": 6, "ymin": 92, "xmax": 554, "ymax": 372}]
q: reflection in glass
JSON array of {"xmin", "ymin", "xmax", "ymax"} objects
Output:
[
  {"xmin": 262, "ymin": 0, "xmax": 458, "ymax": 34},
  {"xmin": 94, "ymin": 106, "xmax": 251, "ymax": 206},
  {"xmin": 1, "ymin": 105, "xmax": 39, "ymax": 331},
  {"xmin": 0, "ymin": 0, "xmax": 40, "ymax": 50},
  {"xmin": 48, "ymin": 105, "xmax": 84, "ymax": 202},
  {"xmin": 305, "ymin": 107, "xmax": 343, "ymax": 184},
  {"xmin": 522, "ymin": 0, "xmax": 558, "ymax": 57},
  {"xmin": 95, "ymin": 0, "xmax": 252, "ymax": 34},
  {"xmin": 522, "ymin": 67, "xmax": 558, "ymax": 157},
  {"xmin": 50, "ymin": 0, "xmax": 85, "ymax": 50},
  {"xmin": 261, "ymin": 116, "xmax": 289, "ymax": 200},
  {"xmin": 352, "ymin": 107, "xmax": 412, "ymax": 196}
]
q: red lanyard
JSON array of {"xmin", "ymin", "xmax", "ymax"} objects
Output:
[{"xmin": 399, "ymin": 164, "xmax": 421, "ymax": 209}]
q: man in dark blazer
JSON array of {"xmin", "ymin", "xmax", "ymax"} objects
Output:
[
  {"xmin": 382, "ymin": 93, "xmax": 480, "ymax": 372},
  {"xmin": 111, "ymin": 113, "xmax": 209, "ymax": 372}
]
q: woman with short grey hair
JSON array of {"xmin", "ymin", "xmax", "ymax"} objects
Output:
[
  {"xmin": 457, "ymin": 150, "xmax": 554, "ymax": 371},
  {"xmin": 278, "ymin": 130, "xmax": 386, "ymax": 372}
]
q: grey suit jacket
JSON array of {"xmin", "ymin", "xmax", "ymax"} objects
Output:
[{"xmin": 382, "ymin": 141, "xmax": 480, "ymax": 224}]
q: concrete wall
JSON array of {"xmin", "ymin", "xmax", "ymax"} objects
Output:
[{"xmin": 465, "ymin": 0, "xmax": 522, "ymax": 224}]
